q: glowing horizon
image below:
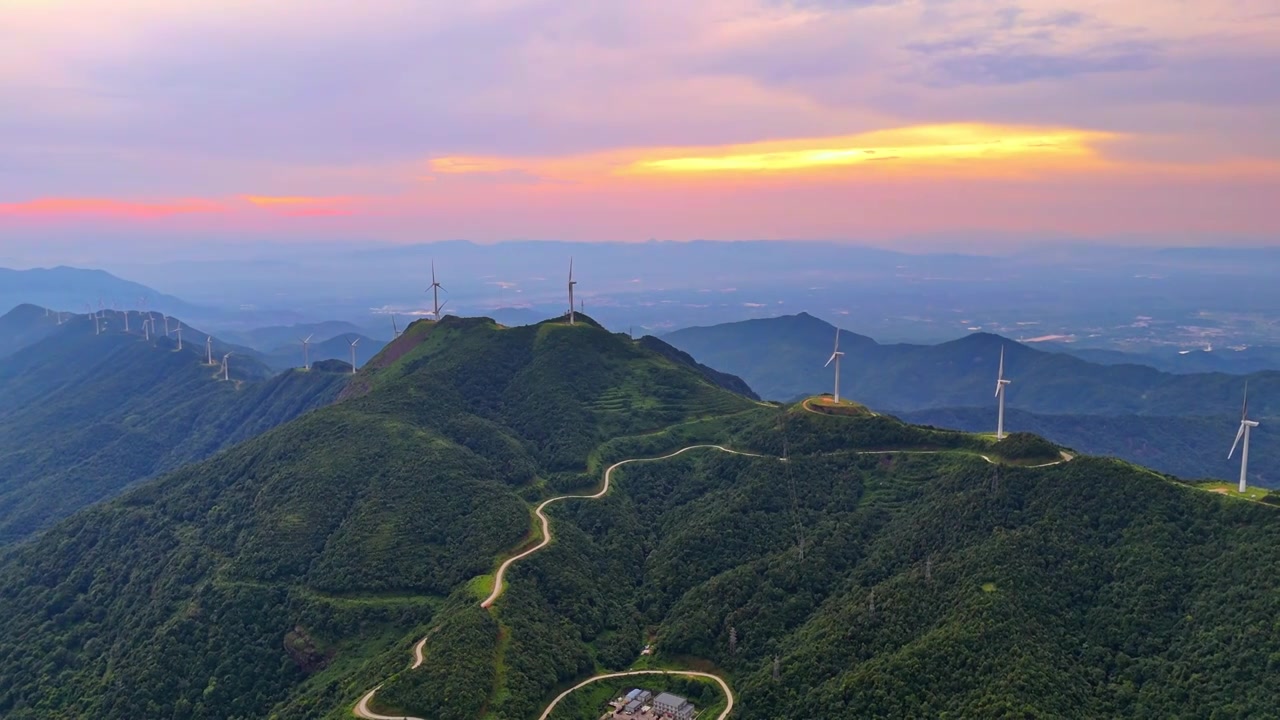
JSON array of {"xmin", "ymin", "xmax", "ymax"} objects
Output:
[{"xmin": 1, "ymin": 0, "xmax": 1276, "ymax": 244}]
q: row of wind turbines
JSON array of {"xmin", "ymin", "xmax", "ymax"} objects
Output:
[
  {"xmin": 822, "ymin": 327, "xmax": 1264, "ymax": 492},
  {"xmin": 63, "ymin": 299, "xmax": 237, "ymax": 382}
]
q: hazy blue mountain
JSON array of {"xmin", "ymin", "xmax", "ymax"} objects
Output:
[
  {"xmin": 224, "ymin": 320, "xmax": 383, "ymax": 350},
  {"xmin": 0, "ymin": 266, "xmax": 201, "ymax": 319},
  {"xmin": 663, "ymin": 313, "xmax": 1277, "ymax": 417},
  {"xmin": 0, "ymin": 303, "xmax": 63, "ymax": 358},
  {"xmin": 898, "ymin": 407, "xmax": 1273, "ymax": 487},
  {"xmin": 0, "ymin": 309, "xmax": 348, "ymax": 544},
  {"xmin": 1050, "ymin": 343, "xmax": 1280, "ymax": 375},
  {"xmin": 260, "ymin": 333, "xmax": 383, "ymax": 372}
]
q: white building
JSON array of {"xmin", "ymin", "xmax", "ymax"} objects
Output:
[{"xmin": 652, "ymin": 692, "xmax": 695, "ymax": 720}]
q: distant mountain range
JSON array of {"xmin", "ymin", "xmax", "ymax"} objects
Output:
[
  {"xmin": 1046, "ymin": 342, "xmax": 1280, "ymax": 375},
  {"xmin": 664, "ymin": 312, "xmax": 1275, "ymax": 486},
  {"xmin": 0, "ymin": 305, "xmax": 349, "ymax": 544},
  {"xmin": 0, "ymin": 266, "xmax": 202, "ymax": 319},
  {"xmin": 663, "ymin": 313, "xmax": 1276, "ymax": 417}
]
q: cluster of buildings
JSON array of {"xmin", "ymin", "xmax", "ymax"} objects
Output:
[{"xmin": 610, "ymin": 687, "xmax": 696, "ymax": 720}]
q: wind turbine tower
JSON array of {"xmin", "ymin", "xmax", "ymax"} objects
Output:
[
  {"xmin": 391, "ymin": 315, "xmax": 401, "ymax": 338},
  {"xmin": 995, "ymin": 346, "xmax": 1012, "ymax": 440},
  {"xmin": 1228, "ymin": 382, "xmax": 1261, "ymax": 493},
  {"xmin": 163, "ymin": 315, "xmax": 171, "ymax": 337},
  {"xmin": 568, "ymin": 257, "xmax": 577, "ymax": 325},
  {"xmin": 348, "ymin": 337, "xmax": 360, "ymax": 374},
  {"xmin": 175, "ymin": 324, "xmax": 183, "ymax": 350},
  {"xmin": 205, "ymin": 336, "xmax": 214, "ymax": 365},
  {"xmin": 143, "ymin": 318, "xmax": 151, "ymax": 341},
  {"xmin": 824, "ymin": 327, "xmax": 845, "ymax": 403},
  {"xmin": 427, "ymin": 262, "xmax": 446, "ymax": 319},
  {"xmin": 301, "ymin": 334, "xmax": 313, "ymax": 370},
  {"xmin": 221, "ymin": 352, "xmax": 233, "ymax": 381},
  {"xmin": 123, "ymin": 309, "xmax": 130, "ymax": 332}
]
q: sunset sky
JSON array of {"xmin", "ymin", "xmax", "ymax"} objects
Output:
[{"xmin": 3, "ymin": 0, "xmax": 1279, "ymax": 247}]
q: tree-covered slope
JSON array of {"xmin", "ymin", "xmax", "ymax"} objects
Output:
[
  {"xmin": 663, "ymin": 312, "xmax": 1280, "ymax": 417},
  {"xmin": 0, "ymin": 314, "xmax": 758, "ymax": 719},
  {"xmin": 0, "ymin": 312, "xmax": 348, "ymax": 544},
  {"xmin": 3, "ymin": 311, "xmax": 1277, "ymax": 719}
]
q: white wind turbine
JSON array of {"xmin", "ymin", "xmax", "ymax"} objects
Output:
[
  {"xmin": 1228, "ymin": 382, "xmax": 1261, "ymax": 493},
  {"xmin": 568, "ymin": 257, "xmax": 577, "ymax": 325},
  {"xmin": 995, "ymin": 345, "xmax": 1011, "ymax": 440},
  {"xmin": 205, "ymin": 336, "xmax": 214, "ymax": 365},
  {"xmin": 348, "ymin": 337, "xmax": 360, "ymax": 374},
  {"xmin": 143, "ymin": 317, "xmax": 151, "ymax": 341},
  {"xmin": 427, "ymin": 262, "xmax": 446, "ymax": 320},
  {"xmin": 823, "ymin": 327, "xmax": 845, "ymax": 403},
  {"xmin": 391, "ymin": 314, "xmax": 401, "ymax": 338},
  {"xmin": 163, "ymin": 315, "xmax": 171, "ymax": 337},
  {"xmin": 301, "ymin": 334, "xmax": 313, "ymax": 370},
  {"xmin": 221, "ymin": 352, "xmax": 233, "ymax": 381},
  {"xmin": 175, "ymin": 323, "xmax": 183, "ymax": 350},
  {"xmin": 123, "ymin": 308, "xmax": 130, "ymax": 332}
]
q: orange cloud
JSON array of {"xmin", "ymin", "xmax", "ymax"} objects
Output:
[
  {"xmin": 426, "ymin": 123, "xmax": 1120, "ymax": 183},
  {"xmin": 241, "ymin": 195, "xmax": 356, "ymax": 216},
  {"xmin": 0, "ymin": 197, "xmax": 225, "ymax": 219}
]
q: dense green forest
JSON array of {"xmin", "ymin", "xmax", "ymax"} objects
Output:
[
  {"xmin": 0, "ymin": 308, "xmax": 349, "ymax": 544},
  {"xmin": 2, "ymin": 312, "xmax": 1278, "ymax": 719}
]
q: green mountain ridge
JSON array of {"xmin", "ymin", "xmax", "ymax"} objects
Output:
[
  {"xmin": 1, "ymin": 313, "xmax": 1278, "ymax": 719},
  {"xmin": 0, "ymin": 309, "xmax": 349, "ymax": 545}
]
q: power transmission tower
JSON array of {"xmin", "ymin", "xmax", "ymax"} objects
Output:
[{"xmin": 779, "ymin": 409, "xmax": 805, "ymax": 560}]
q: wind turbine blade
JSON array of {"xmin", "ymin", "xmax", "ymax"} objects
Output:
[
  {"xmin": 824, "ymin": 352, "xmax": 837, "ymax": 367},
  {"xmin": 1229, "ymin": 422, "xmax": 1246, "ymax": 458},
  {"xmin": 834, "ymin": 326, "xmax": 840, "ymax": 352},
  {"xmin": 1242, "ymin": 381, "xmax": 1250, "ymax": 420},
  {"xmin": 998, "ymin": 345, "xmax": 1005, "ymax": 380}
]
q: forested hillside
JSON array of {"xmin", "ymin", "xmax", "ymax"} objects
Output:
[
  {"xmin": 2, "ymin": 312, "xmax": 1278, "ymax": 719},
  {"xmin": 0, "ymin": 310, "xmax": 348, "ymax": 544}
]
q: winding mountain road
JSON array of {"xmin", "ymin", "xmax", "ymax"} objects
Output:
[
  {"xmin": 354, "ymin": 436, "xmax": 1071, "ymax": 718},
  {"xmin": 538, "ymin": 669, "xmax": 735, "ymax": 720},
  {"xmin": 482, "ymin": 445, "xmax": 766, "ymax": 609}
]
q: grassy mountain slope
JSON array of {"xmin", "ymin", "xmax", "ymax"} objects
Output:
[
  {"xmin": 0, "ymin": 314, "xmax": 758, "ymax": 719},
  {"xmin": 663, "ymin": 312, "xmax": 1278, "ymax": 416},
  {"xmin": 0, "ymin": 312, "xmax": 348, "ymax": 544}
]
